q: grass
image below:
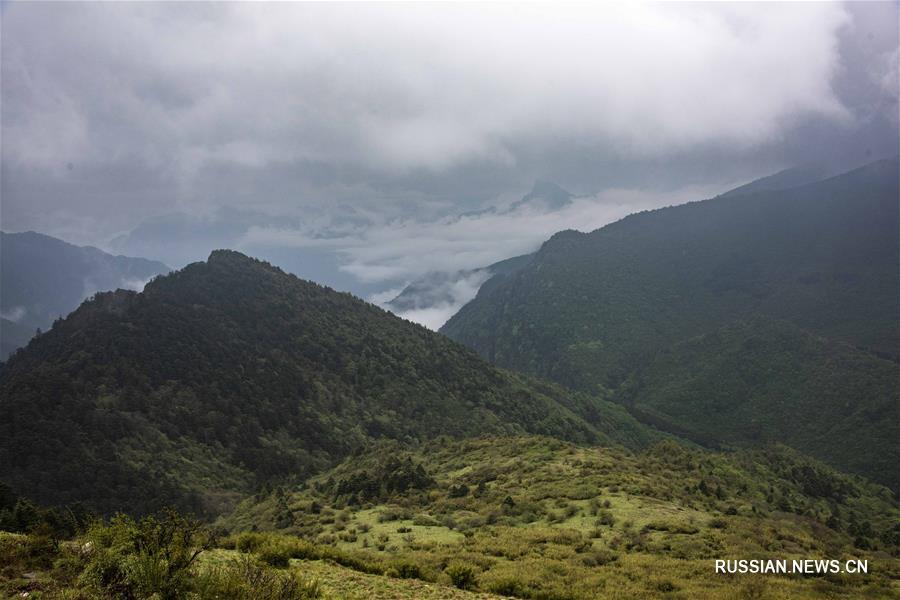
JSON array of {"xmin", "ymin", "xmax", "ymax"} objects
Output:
[
  {"xmin": 290, "ymin": 558, "xmax": 501, "ymax": 600},
  {"xmin": 3, "ymin": 436, "xmax": 897, "ymax": 599},
  {"xmin": 217, "ymin": 436, "xmax": 900, "ymax": 599}
]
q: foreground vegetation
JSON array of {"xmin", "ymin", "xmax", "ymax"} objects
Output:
[
  {"xmin": 221, "ymin": 436, "xmax": 899, "ymax": 599},
  {"xmin": 0, "ymin": 509, "xmax": 503, "ymax": 599},
  {"xmin": 3, "ymin": 436, "xmax": 898, "ymax": 598},
  {"xmin": 0, "ymin": 510, "xmax": 322, "ymax": 599}
]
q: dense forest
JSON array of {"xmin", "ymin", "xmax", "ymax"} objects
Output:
[
  {"xmin": 442, "ymin": 159, "xmax": 900, "ymax": 488},
  {"xmin": 0, "ymin": 250, "xmax": 658, "ymax": 516}
]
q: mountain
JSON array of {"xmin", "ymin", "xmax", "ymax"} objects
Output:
[
  {"xmin": 618, "ymin": 315, "xmax": 899, "ymax": 488},
  {"xmin": 0, "ymin": 250, "xmax": 659, "ymax": 516},
  {"xmin": 0, "ymin": 231, "xmax": 170, "ymax": 359},
  {"xmin": 384, "ymin": 180, "xmax": 573, "ymax": 323},
  {"xmin": 509, "ymin": 180, "xmax": 574, "ymax": 211},
  {"xmin": 0, "ymin": 319, "xmax": 34, "ymax": 362},
  {"xmin": 381, "ymin": 181, "xmax": 576, "ymax": 329},
  {"xmin": 109, "ymin": 206, "xmax": 388, "ymax": 298},
  {"xmin": 385, "ymin": 254, "xmax": 533, "ymax": 329},
  {"xmin": 719, "ymin": 162, "xmax": 837, "ymax": 198},
  {"xmin": 441, "ymin": 158, "xmax": 900, "ymax": 488}
]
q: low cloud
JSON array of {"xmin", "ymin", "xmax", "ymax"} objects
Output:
[
  {"xmin": 240, "ymin": 181, "xmax": 732, "ymax": 294},
  {"xmin": 1, "ymin": 306, "xmax": 27, "ymax": 323},
  {"xmin": 393, "ymin": 305, "xmax": 472, "ymax": 333},
  {"xmin": 120, "ymin": 277, "xmax": 154, "ymax": 292},
  {"xmin": 381, "ymin": 269, "xmax": 493, "ymax": 330}
]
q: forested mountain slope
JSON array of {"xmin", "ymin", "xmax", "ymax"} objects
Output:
[
  {"xmin": 441, "ymin": 159, "xmax": 899, "ymax": 488},
  {"xmin": 0, "ymin": 250, "xmax": 657, "ymax": 515},
  {"xmin": 618, "ymin": 316, "xmax": 899, "ymax": 489}
]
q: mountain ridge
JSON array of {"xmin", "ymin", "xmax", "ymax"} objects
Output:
[
  {"xmin": 0, "ymin": 230, "xmax": 170, "ymax": 359},
  {"xmin": 440, "ymin": 158, "xmax": 900, "ymax": 488},
  {"xmin": 0, "ymin": 249, "xmax": 660, "ymax": 515}
]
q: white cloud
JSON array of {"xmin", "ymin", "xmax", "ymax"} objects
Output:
[
  {"xmin": 1, "ymin": 306, "xmax": 27, "ymax": 323},
  {"xmin": 393, "ymin": 305, "xmax": 469, "ymax": 333},
  {"xmin": 120, "ymin": 277, "xmax": 154, "ymax": 292},
  {"xmin": 242, "ymin": 181, "xmax": 732, "ymax": 289},
  {"xmin": 381, "ymin": 270, "xmax": 493, "ymax": 331},
  {"xmin": 3, "ymin": 2, "xmax": 851, "ymax": 176}
]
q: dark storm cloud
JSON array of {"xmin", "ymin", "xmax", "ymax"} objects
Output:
[{"xmin": 1, "ymin": 1, "xmax": 897, "ymax": 315}]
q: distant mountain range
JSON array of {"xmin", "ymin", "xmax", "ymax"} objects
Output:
[
  {"xmin": 0, "ymin": 250, "xmax": 659, "ymax": 515},
  {"xmin": 442, "ymin": 158, "xmax": 900, "ymax": 490},
  {"xmin": 384, "ymin": 254, "xmax": 533, "ymax": 328},
  {"xmin": 719, "ymin": 162, "xmax": 841, "ymax": 198},
  {"xmin": 0, "ymin": 231, "xmax": 170, "ymax": 359},
  {"xmin": 382, "ymin": 181, "xmax": 577, "ymax": 327}
]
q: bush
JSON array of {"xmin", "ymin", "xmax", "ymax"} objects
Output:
[
  {"xmin": 388, "ymin": 560, "xmax": 422, "ymax": 579},
  {"xmin": 234, "ymin": 532, "xmax": 267, "ymax": 553},
  {"xmin": 596, "ymin": 510, "xmax": 615, "ymax": 527},
  {"xmin": 256, "ymin": 536, "xmax": 318, "ymax": 567},
  {"xmin": 78, "ymin": 510, "xmax": 213, "ymax": 600},
  {"xmin": 258, "ymin": 542, "xmax": 292, "ymax": 568},
  {"xmin": 486, "ymin": 577, "xmax": 525, "ymax": 596},
  {"xmin": 195, "ymin": 555, "xmax": 321, "ymax": 600},
  {"xmin": 445, "ymin": 561, "xmax": 478, "ymax": 590}
]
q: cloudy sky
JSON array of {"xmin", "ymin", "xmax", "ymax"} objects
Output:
[{"xmin": 2, "ymin": 1, "xmax": 898, "ymax": 326}]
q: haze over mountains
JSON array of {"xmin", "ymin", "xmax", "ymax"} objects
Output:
[
  {"xmin": 106, "ymin": 178, "xmax": 679, "ymax": 330},
  {"xmin": 0, "ymin": 231, "xmax": 170, "ymax": 359},
  {"xmin": 442, "ymin": 158, "xmax": 900, "ymax": 489}
]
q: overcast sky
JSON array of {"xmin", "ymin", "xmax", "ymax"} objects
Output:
[{"xmin": 2, "ymin": 2, "xmax": 898, "ymax": 322}]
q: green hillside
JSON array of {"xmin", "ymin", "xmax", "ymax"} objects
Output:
[
  {"xmin": 220, "ymin": 436, "xmax": 899, "ymax": 600},
  {"xmin": 4, "ymin": 436, "xmax": 897, "ymax": 599},
  {"xmin": 618, "ymin": 316, "xmax": 900, "ymax": 489},
  {"xmin": 0, "ymin": 250, "xmax": 657, "ymax": 516},
  {"xmin": 440, "ymin": 159, "xmax": 899, "ymax": 487}
]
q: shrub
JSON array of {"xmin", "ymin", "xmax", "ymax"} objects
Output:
[
  {"xmin": 391, "ymin": 560, "xmax": 422, "ymax": 579},
  {"xmin": 78, "ymin": 510, "xmax": 213, "ymax": 600},
  {"xmin": 413, "ymin": 514, "xmax": 441, "ymax": 527},
  {"xmin": 257, "ymin": 542, "xmax": 292, "ymax": 568},
  {"xmin": 445, "ymin": 561, "xmax": 478, "ymax": 590},
  {"xmin": 235, "ymin": 532, "xmax": 267, "ymax": 553},
  {"xmin": 486, "ymin": 577, "xmax": 525, "ymax": 596},
  {"xmin": 195, "ymin": 555, "xmax": 321, "ymax": 600},
  {"xmin": 596, "ymin": 510, "xmax": 615, "ymax": 527},
  {"xmin": 255, "ymin": 536, "xmax": 317, "ymax": 567}
]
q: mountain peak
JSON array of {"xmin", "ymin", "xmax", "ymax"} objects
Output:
[
  {"xmin": 511, "ymin": 180, "xmax": 574, "ymax": 212},
  {"xmin": 207, "ymin": 248, "xmax": 255, "ymax": 264}
]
